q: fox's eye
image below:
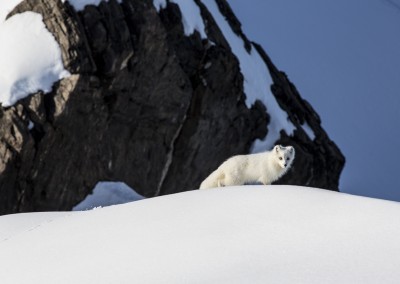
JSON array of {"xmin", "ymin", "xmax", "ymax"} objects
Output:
[{"xmin": 279, "ymin": 157, "xmax": 283, "ymax": 160}]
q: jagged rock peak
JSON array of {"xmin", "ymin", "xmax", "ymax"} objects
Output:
[{"xmin": 0, "ymin": 0, "xmax": 344, "ymax": 214}]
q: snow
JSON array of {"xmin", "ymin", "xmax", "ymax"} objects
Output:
[
  {"xmin": 153, "ymin": 0, "xmax": 167, "ymax": 12},
  {"xmin": 196, "ymin": 0, "xmax": 296, "ymax": 151},
  {"xmin": 0, "ymin": 11, "xmax": 70, "ymax": 107},
  {"xmin": 152, "ymin": 0, "xmax": 298, "ymax": 150},
  {"xmin": 302, "ymin": 122, "xmax": 316, "ymax": 140},
  {"xmin": 65, "ymin": 0, "xmax": 297, "ymax": 151},
  {"xmin": 28, "ymin": 120, "xmax": 34, "ymax": 130},
  {"xmin": 0, "ymin": 212, "xmax": 71, "ymax": 242},
  {"xmin": 0, "ymin": 0, "xmax": 23, "ymax": 22},
  {"xmin": 61, "ymin": 0, "xmax": 122, "ymax": 11},
  {"xmin": 73, "ymin": 181, "xmax": 143, "ymax": 211},
  {"xmin": 1, "ymin": 185, "xmax": 400, "ymax": 283},
  {"xmin": 152, "ymin": 0, "xmax": 207, "ymax": 39}
]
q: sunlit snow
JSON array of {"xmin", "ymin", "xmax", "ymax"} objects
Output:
[
  {"xmin": 0, "ymin": 186, "xmax": 399, "ymax": 283},
  {"xmin": 0, "ymin": 0, "xmax": 23, "ymax": 22},
  {"xmin": 0, "ymin": 11, "xmax": 70, "ymax": 107}
]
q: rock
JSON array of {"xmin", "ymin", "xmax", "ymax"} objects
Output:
[{"xmin": 0, "ymin": 0, "xmax": 344, "ymax": 214}]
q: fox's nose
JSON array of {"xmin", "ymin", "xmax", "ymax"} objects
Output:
[{"xmin": 284, "ymin": 164, "xmax": 287, "ymax": 167}]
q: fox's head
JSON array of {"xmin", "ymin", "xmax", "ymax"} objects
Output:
[{"xmin": 274, "ymin": 145, "xmax": 295, "ymax": 169}]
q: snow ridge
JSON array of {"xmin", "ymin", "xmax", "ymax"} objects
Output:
[
  {"xmin": 200, "ymin": 0, "xmax": 296, "ymax": 151},
  {"xmin": 153, "ymin": 0, "xmax": 296, "ymax": 151}
]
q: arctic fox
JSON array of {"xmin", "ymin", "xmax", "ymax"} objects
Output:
[{"xmin": 199, "ymin": 145, "xmax": 295, "ymax": 189}]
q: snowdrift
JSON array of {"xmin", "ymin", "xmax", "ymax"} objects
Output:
[{"xmin": 0, "ymin": 185, "xmax": 399, "ymax": 283}]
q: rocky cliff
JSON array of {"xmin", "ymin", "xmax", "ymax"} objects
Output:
[{"xmin": 0, "ymin": 0, "xmax": 345, "ymax": 214}]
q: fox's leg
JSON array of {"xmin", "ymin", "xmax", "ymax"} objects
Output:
[
  {"xmin": 223, "ymin": 171, "xmax": 242, "ymax": 186},
  {"xmin": 260, "ymin": 177, "xmax": 271, "ymax": 186}
]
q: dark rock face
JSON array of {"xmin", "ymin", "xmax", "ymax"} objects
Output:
[{"xmin": 0, "ymin": 0, "xmax": 344, "ymax": 214}]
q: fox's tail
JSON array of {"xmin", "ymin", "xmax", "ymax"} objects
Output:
[{"xmin": 199, "ymin": 168, "xmax": 225, "ymax": 189}]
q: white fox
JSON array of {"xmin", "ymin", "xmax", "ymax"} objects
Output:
[{"xmin": 199, "ymin": 145, "xmax": 295, "ymax": 189}]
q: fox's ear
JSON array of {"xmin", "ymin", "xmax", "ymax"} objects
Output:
[{"xmin": 275, "ymin": 145, "xmax": 279, "ymax": 153}]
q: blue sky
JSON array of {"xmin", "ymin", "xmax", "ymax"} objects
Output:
[{"xmin": 228, "ymin": 0, "xmax": 400, "ymax": 201}]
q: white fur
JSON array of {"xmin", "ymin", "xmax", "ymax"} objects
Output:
[{"xmin": 199, "ymin": 145, "xmax": 295, "ymax": 189}]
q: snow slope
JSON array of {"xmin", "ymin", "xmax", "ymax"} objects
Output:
[{"xmin": 0, "ymin": 185, "xmax": 399, "ymax": 284}]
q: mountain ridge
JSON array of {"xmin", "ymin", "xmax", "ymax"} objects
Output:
[{"xmin": 0, "ymin": 0, "xmax": 345, "ymax": 214}]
